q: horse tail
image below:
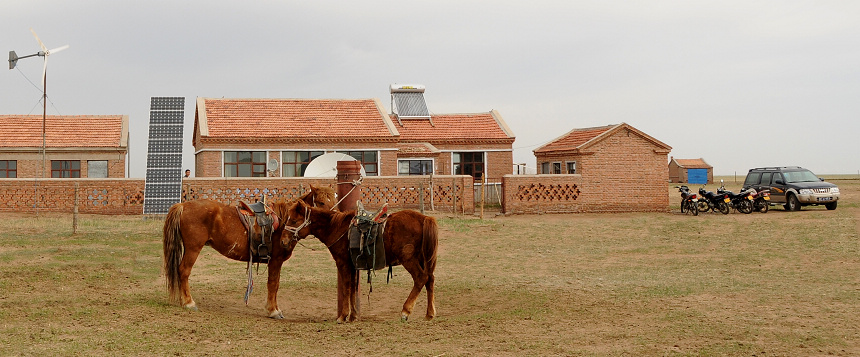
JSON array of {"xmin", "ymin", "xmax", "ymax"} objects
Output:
[
  {"xmin": 163, "ymin": 203, "xmax": 185, "ymax": 304},
  {"xmin": 421, "ymin": 215, "xmax": 439, "ymax": 275}
]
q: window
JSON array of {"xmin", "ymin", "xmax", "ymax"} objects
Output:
[
  {"xmin": 0, "ymin": 160, "xmax": 16, "ymax": 178},
  {"xmin": 337, "ymin": 151, "xmax": 378, "ymax": 176},
  {"xmin": 224, "ymin": 151, "xmax": 267, "ymax": 177},
  {"xmin": 453, "ymin": 152, "xmax": 484, "ymax": 179},
  {"xmin": 761, "ymin": 172, "xmax": 773, "ymax": 186},
  {"xmin": 566, "ymin": 161, "xmax": 577, "ymax": 174},
  {"xmin": 540, "ymin": 161, "xmax": 564, "ymax": 174},
  {"xmin": 743, "ymin": 172, "xmax": 761, "ymax": 186},
  {"xmin": 282, "ymin": 151, "xmax": 323, "ymax": 177},
  {"xmin": 87, "ymin": 160, "xmax": 108, "ymax": 178},
  {"xmin": 398, "ymin": 159, "xmax": 433, "ymax": 176},
  {"xmin": 51, "ymin": 160, "xmax": 81, "ymax": 178}
]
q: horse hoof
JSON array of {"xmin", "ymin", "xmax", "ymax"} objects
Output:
[
  {"xmin": 184, "ymin": 305, "xmax": 199, "ymax": 312},
  {"xmin": 400, "ymin": 314, "xmax": 409, "ymax": 322},
  {"xmin": 268, "ymin": 311, "xmax": 284, "ymax": 319}
]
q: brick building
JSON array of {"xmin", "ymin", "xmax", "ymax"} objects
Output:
[
  {"xmin": 192, "ymin": 97, "xmax": 515, "ymax": 181},
  {"xmin": 0, "ymin": 115, "xmax": 128, "ymax": 178},
  {"xmin": 533, "ymin": 123, "xmax": 672, "ymax": 212}
]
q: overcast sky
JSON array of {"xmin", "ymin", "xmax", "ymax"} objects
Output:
[{"xmin": 3, "ymin": 1, "xmax": 859, "ymax": 178}]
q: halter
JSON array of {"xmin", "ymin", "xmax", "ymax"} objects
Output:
[
  {"xmin": 283, "ymin": 203, "xmax": 348, "ymax": 250},
  {"xmin": 283, "ymin": 204, "xmax": 312, "ymax": 243}
]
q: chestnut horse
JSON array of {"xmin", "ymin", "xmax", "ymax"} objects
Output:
[
  {"xmin": 162, "ymin": 185, "xmax": 335, "ymax": 319},
  {"xmin": 283, "ymin": 199, "xmax": 438, "ymax": 322}
]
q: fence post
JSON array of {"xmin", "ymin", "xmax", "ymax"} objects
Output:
[
  {"xmin": 429, "ymin": 173, "xmax": 434, "ymax": 211},
  {"xmin": 480, "ymin": 173, "xmax": 485, "ymax": 219},
  {"xmin": 452, "ymin": 178, "xmax": 457, "ymax": 215},
  {"xmin": 419, "ymin": 180, "xmax": 425, "ymax": 214}
]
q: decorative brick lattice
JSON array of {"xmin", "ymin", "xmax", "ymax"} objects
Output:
[{"xmin": 514, "ymin": 183, "xmax": 581, "ymax": 202}]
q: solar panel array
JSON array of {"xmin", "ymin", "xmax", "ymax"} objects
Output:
[
  {"xmin": 391, "ymin": 92, "xmax": 430, "ymax": 119},
  {"xmin": 143, "ymin": 97, "xmax": 185, "ymax": 215}
]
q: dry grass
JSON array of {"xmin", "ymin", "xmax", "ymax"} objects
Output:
[{"xmin": 0, "ymin": 179, "xmax": 858, "ymax": 356}]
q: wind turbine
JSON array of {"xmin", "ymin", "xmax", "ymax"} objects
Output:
[{"xmin": 8, "ymin": 29, "xmax": 69, "ymax": 178}]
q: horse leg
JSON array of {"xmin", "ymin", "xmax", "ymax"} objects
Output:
[
  {"xmin": 265, "ymin": 258, "xmax": 285, "ymax": 319},
  {"xmin": 399, "ymin": 261, "xmax": 429, "ymax": 322},
  {"xmin": 347, "ymin": 270, "xmax": 359, "ymax": 322},
  {"xmin": 335, "ymin": 263, "xmax": 351, "ymax": 323},
  {"xmin": 178, "ymin": 247, "xmax": 203, "ymax": 311}
]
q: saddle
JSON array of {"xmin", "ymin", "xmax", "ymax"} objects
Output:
[
  {"xmin": 237, "ymin": 199, "xmax": 280, "ymax": 264},
  {"xmin": 349, "ymin": 201, "xmax": 389, "ymax": 271}
]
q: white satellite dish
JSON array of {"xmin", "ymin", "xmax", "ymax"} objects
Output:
[{"xmin": 303, "ymin": 153, "xmax": 366, "ymax": 178}]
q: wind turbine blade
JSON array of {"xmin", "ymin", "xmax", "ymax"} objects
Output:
[
  {"xmin": 30, "ymin": 28, "xmax": 48, "ymax": 53},
  {"xmin": 41, "ymin": 56, "xmax": 48, "ymax": 86},
  {"xmin": 47, "ymin": 45, "xmax": 69, "ymax": 55}
]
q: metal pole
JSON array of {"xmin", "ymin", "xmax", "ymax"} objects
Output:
[{"xmin": 42, "ymin": 70, "xmax": 46, "ymax": 179}]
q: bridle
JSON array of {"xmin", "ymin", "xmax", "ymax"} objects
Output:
[
  {"xmin": 283, "ymin": 204, "xmax": 312, "ymax": 243},
  {"xmin": 283, "ymin": 203, "xmax": 347, "ymax": 250}
]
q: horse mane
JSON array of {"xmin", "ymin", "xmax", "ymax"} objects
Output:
[{"xmin": 271, "ymin": 185, "xmax": 336, "ymax": 220}]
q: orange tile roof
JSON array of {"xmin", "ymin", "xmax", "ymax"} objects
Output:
[
  {"xmin": 533, "ymin": 124, "xmax": 616, "ymax": 153},
  {"xmin": 198, "ymin": 98, "xmax": 397, "ymax": 139},
  {"xmin": 0, "ymin": 115, "xmax": 126, "ymax": 148},
  {"xmin": 674, "ymin": 158, "xmax": 712, "ymax": 169},
  {"xmin": 393, "ymin": 112, "xmax": 514, "ymax": 142}
]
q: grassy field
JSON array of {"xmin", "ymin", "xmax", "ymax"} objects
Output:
[{"xmin": 0, "ymin": 178, "xmax": 858, "ymax": 356}]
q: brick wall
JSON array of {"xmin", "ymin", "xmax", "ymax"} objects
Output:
[
  {"xmin": 0, "ymin": 175, "xmax": 475, "ymax": 215},
  {"xmin": 0, "ymin": 179, "xmax": 144, "ymax": 215},
  {"xmin": 181, "ymin": 175, "xmax": 475, "ymax": 214}
]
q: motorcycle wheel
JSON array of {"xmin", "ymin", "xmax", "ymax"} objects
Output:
[
  {"xmin": 717, "ymin": 201, "xmax": 730, "ymax": 215},
  {"xmin": 738, "ymin": 199, "xmax": 753, "ymax": 214},
  {"xmin": 697, "ymin": 200, "xmax": 710, "ymax": 212},
  {"xmin": 680, "ymin": 199, "xmax": 687, "ymax": 214},
  {"xmin": 689, "ymin": 201, "xmax": 699, "ymax": 216},
  {"xmin": 756, "ymin": 199, "xmax": 769, "ymax": 213}
]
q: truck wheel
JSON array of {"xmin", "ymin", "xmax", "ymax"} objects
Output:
[
  {"xmin": 786, "ymin": 194, "xmax": 801, "ymax": 211},
  {"xmin": 825, "ymin": 201, "xmax": 837, "ymax": 210}
]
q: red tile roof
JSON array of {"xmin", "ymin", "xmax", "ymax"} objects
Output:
[
  {"xmin": 198, "ymin": 98, "xmax": 398, "ymax": 140},
  {"xmin": 673, "ymin": 158, "xmax": 712, "ymax": 169},
  {"xmin": 393, "ymin": 111, "xmax": 514, "ymax": 142},
  {"xmin": 534, "ymin": 123, "xmax": 671, "ymax": 153},
  {"xmin": 0, "ymin": 115, "xmax": 127, "ymax": 148},
  {"xmin": 533, "ymin": 125, "xmax": 616, "ymax": 153}
]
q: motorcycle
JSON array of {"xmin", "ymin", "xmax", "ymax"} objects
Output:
[
  {"xmin": 717, "ymin": 182, "xmax": 754, "ymax": 214},
  {"xmin": 752, "ymin": 188, "xmax": 770, "ymax": 213},
  {"xmin": 697, "ymin": 186, "xmax": 730, "ymax": 215},
  {"xmin": 675, "ymin": 185, "xmax": 699, "ymax": 216}
]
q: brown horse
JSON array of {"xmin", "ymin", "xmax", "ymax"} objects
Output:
[
  {"xmin": 283, "ymin": 199, "xmax": 438, "ymax": 322},
  {"xmin": 162, "ymin": 185, "xmax": 335, "ymax": 319}
]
